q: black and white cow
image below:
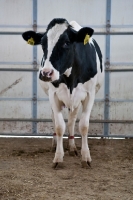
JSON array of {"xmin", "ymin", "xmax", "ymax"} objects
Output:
[{"xmin": 22, "ymin": 18, "xmax": 104, "ymax": 168}]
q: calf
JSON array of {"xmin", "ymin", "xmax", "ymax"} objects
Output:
[{"xmin": 22, "ymin": 18, "xmax": 104, "ymax": 168}]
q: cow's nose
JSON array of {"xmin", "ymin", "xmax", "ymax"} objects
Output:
[{"xmin": 41, "ymin": 69, "xmax": 53, "ymax": 78}]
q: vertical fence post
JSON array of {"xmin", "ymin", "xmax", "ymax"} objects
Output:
[
  {"xmin": 104, "ymin": 0, "xmax": 111, "ymax": 136},
  {"xmin": 32, "ymin": 0, "xmax": 37, "ymax": 134}
]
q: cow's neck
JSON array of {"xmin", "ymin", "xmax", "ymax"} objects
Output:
[{"xmin": 52, "ymin": 68, "xmax": 85, "ymax": 94}]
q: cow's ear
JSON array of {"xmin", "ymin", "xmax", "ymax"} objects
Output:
[
  {"xmin": 22, "ymin": 31, "xmax": 43, "ymax": 45},
  {"xmin": 76, "ymin": 27, "xmax": 94, "ymax": 45},
  {"xmin": 69, "ymin": 27, "xmax": 94, "ymax": 45}
]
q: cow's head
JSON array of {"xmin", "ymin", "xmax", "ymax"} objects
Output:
[{"xmin": 22, "ymin": 18, "xmax": 94, "ymax": 82}]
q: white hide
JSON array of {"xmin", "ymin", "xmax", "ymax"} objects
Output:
[{"xmin": 41, "ymin": 23, "xmax": 68, "ymax": 82}]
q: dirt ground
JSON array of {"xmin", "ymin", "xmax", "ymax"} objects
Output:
[{"xmin": 0, "ymin": 138, "xmax": 133, "ymax": 200}]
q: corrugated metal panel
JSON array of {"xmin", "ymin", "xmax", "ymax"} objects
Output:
[
  {"xmin": 0, "ymin": 72, "xmax": 32, "ymax": 98},
  {"xmin": 110, "ymin": 72, "xmax": 133, "ymax": 99},
  {"xmin": 0, "ymin": 121, "xmax": 32, "ymax": 134},
  {"xmin": 0, "ymin": 0, "xmax": 133, "ymax": 137},
  {"xmin": 112, "ymin": 0, "xmax": 133, "ymax": 24},
  {"xmin": 0, "ymin": 0, "xmax": 33, "ymax": 32},
  {"xmin": 0, "ymin": 101, "xmax": 32, "ymax": 118},
  {"xmin": 109, "ymin": 0, "xmax": 133, "ymax": 138},
  {"xmin": 109, "ymin": 123, "xmax": 133, "ymax": 136},
  {"xmin": 0, "ymin": 35, "xmax": 32, "ymax": 63},
  {"xmin": 110, "ymin": 36, "xmax": 133, "ymax": 62},
  {"xmin": 37, "ymin": 0, "xmax": 106, "ymax": 32}
]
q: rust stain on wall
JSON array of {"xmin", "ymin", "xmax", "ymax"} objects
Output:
[{"xmin": 0, "ymin": 77, "xmax": 22, "ymax": 96}]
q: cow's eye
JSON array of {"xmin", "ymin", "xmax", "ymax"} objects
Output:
[{"xmin": 63, "ymin": 42, "xmax": 70, "ymax": 49}]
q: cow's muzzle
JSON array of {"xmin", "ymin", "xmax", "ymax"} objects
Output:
[{"xmin": 39, "ymin": 70, "xmax": 53, "ymax": 82}]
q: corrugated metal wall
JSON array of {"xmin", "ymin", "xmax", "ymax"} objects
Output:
[{"xmin": 0, "ymin": 0, "xmax": 133, "ymax": 137}]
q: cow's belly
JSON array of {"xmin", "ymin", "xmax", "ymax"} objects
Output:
[{"xmin": 39, "ymin": 71, "xmax": 103, "ymax": 111}]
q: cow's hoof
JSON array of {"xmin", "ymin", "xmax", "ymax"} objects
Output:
[
  {"xmin": 52, "ymin": 162, "xmax": 58, "ymax": 169},
  {"xmin": 52, "ymin": 162, "xmax": 64, "ymax": 169},
  {"xmin": 81, "ymin": 161, "xmax": 91, "ymax": 169},
  {"xmin": 51, "ymin": 146, "xmax": 56, "ymax": 152},
  {"xmin": 69, "ymin": 149, "xmax": 78, "ymax": 156},
  {"xmin": 68, "ymin": 146, "xmax": 78, "ymax": 156}
]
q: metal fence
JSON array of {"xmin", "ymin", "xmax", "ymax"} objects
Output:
[{"xmin": 0, "ymin": 0, "xmax": 133, "ymax": 137}]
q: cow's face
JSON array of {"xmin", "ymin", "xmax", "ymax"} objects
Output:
[
  {"xmin": 40, "ymin": 19, "xmax": 74, "ymax": 82},
  {"xmin": 22, "ymin": 18, "xmax": 94, "ymax": 82}
]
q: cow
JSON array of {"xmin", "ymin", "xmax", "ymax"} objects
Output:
[{"xmin": 22, "ymin": 18, "xmax": 104, "ymax": 168}]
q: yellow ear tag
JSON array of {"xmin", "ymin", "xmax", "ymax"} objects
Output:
[
  {"xmin": 84, "ymin": 34, "xmax": 90, "ymax": 45},
  {"xmin": 27, "ymin": 37, "xmax": 35, "ymax": 45}
]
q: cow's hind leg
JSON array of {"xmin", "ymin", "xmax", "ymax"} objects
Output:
[
  {"xmin": 79, "ymin": 91, "xmax": 95, "ymax": 168},
  {"xmin": 51, "ymin": 109, "xmax": 57, "ymax": 152},
  {"xmin": 67, "ymin": 105, "xmax": 80, "ymax": 156}
]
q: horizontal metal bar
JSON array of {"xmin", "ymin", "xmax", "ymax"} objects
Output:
[
  {"xmin": 37, "ymin": 98, "xmax": 104, "ymax": 102},
  {"xmin": 105, "ymin": 68, "xmax": 133, "ymax": 72},
  {"xmin": 0, "ymin": 25, "xmax": 32, "ymax": 28},
  {"xmin": 1, "ymin": 61, "xmax": 132, "ymax": 66},
  {"xmin": 0, "ymin": 31, "xmax": 133, "ymax": 35},
  {"xmin": 111, "ymin": 25, "xmax": 133, "ymax": 28},
  {"xmin": 0, "ymin": 68, "xmax": 38, "ymax": 72},
  {"xmin": 1, "ymin": 68, "xmax": 133, "ymax": 72},
  {"xmin": 0, "ymin": 98, "xmax": 48, "ymax": 101},
  {"xmin": 110, "ymin": 62, "xmax": 133, "ymax": 66},
  {"xmin": 0, "ymin": 24, "xmax": 133, "ymax": 29},
  {"xmin": 0, "ymin": 98, "xmax": 99, "ymax": 102},
  {"xmin": 94, "ymin": 32, "xmax": 133, "ymax": 35},
  {"xmin": 39, "ymin": 24, "xmax": 106, "ymax": 28},
  {"xmin": 0, "ymin": 32, "xmax": 24, "ymax": 35},
  {"xmin": 110, "ymin": 32, "xmax": 133, "ymax": 35},
  {"xmin": 1, "ymin": 97, "xmax": 133, "ymax": 103},
  {"xmin": 0, "ymin": 98, "xmax": 133, "ymax": 103},
  {"xmin": 0, "ymin": 62, "xmax": 33, "ymax": 65},
  {"xmin": 0, "ymin": 118, "xmax": 133, "ymax": 123},
  {"xmin": 0, "ymin": 98, "xmax": 34, "ymax": 101},
  {"xmin": 109, "ymin": 99, "xmax": 133, "ymax": 103},
  {"xmin": 33, "ymin": 98, "xmax": 50, "ymax": 101},
  {"xmin": 38, "ymin": 24, "xmax": 133, "ymax": 29},
  {"xmin": 0, "ymin": 133, "xmax": 133, "ymax": 138}
]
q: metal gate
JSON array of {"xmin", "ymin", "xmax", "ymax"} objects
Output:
[{"xmin": 0, "ymin": 0, "xmax": 133, "ymax": 137}]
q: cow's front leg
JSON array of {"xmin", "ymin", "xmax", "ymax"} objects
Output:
[
  {"xmin": 79, "ymin": 91, "xmax": 95, "ymax": 168},
  {"xmin": 52, "ymin": 112, "xmax": 65, "ymax": 168},
  {"xmin": 53, "ymin": 111, "xmax": 65, "ymax": 168},
  {"xmin": 49, "ymin": 93, "xmax": 66, "ymax": 168}
]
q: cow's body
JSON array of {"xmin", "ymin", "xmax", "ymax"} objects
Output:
[{"xmin": 22, "ymin": 19, "xmax": 104, "ymax": 168}]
